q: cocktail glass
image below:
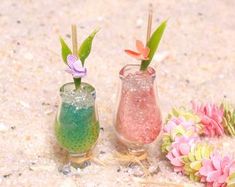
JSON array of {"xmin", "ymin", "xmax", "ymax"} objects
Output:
[
  {"xmin": 55, "ymin": 82, "xmax": 99, "ymax": 167},
  {"xmin": 114, "ymin": 64, "xmax": 162, "ymax": 155}
]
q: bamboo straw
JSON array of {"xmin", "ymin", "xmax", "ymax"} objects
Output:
[
  {"xmin": 71, "ymin": 24, "xmax": 78, "ymax": 56},
  {"xmin": 146, "ymin": 3, "xmax": 153, "ymax": 43},
  {"xmin": 71, "ymin": 24, "xmax": 81, "ymax": 89}
]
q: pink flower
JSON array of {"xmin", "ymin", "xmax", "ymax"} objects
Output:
[
  {"xmin": 124, "ymin": 40, "xmax": 150, "ymax": 60},
  {"xmin": 166, "ymin": 136, "xmax": 196, "ymax": 172},
  {"xmin": 199, "ymin": 153, "xmax": 235, "ymax": 187},
  {"xmin": 192, "ymin": 101, "xmax": 224, "ymax": 137}
]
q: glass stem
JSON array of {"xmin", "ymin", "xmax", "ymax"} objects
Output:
[{"xmin": 73, "ymin": 78, "xmax": 81, "ymax": 90}]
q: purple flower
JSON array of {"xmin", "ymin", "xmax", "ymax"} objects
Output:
[{"xmin": 65, "ymin": 54, "xmax": 87, "ymax": 78}]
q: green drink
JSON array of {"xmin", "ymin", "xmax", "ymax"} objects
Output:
[{"xmin": 55, "ymin": 82, "xmax": 99, "ymax": 155}]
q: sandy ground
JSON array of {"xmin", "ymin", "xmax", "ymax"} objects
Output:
[{"xmin": 0, "ymin": 0, "xmax": 235, "ymax": 186}]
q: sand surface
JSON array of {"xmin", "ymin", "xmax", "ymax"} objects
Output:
[{"xmin": 0, "ymin": 0, "xmax": 235, "ymax": 186}]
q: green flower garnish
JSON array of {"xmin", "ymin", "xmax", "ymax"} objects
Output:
[
  {"xmin": 140, "ymin": 20, "xmax": 167, "ymax": 71},
  {"xmin": 60, "ymin": 26, "xmax": 99, "ymax": 89}
]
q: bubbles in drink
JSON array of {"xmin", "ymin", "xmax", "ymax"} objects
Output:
[{"xmin": 116, "ymin": 71, "xmax": 162, "ymax": 145}]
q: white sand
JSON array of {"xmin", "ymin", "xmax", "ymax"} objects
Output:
[{"xmin": 0, "ymin": 0, "xmax": 235, "ymax": 186}]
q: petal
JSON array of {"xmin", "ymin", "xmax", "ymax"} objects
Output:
[
  {"xmin": 200, "ymin": 160, "xmax": 214, "ymax": 175},
  {"xmin": 211, "ymin": 120, "xmax": 224, "ymax": 136},
  {"xmin": 67, "ymin": 54, "xmax": 77, "ymax": 67},
  {"xmin": 142, "ymin": 47, "xmax": 150, "ymax": 58},
  {"xmin": 199, "ymin": 166, "xmax": 209, "ymax": 176},
  {"xmin": 202, "ymin": 116, "xmax": 212, "ymax": 124},
  {"xmin": 172, "ymin": 148, "xmax": 180, "ymax": 157},
  {"xmin": 135, "ymin": 40, "xmax": 150, "ymax": 59},
  {"xmin": 207, "ymin": 171, "xmax": 221, "ymax": 182},
  {"xmin": 72, "ymin": 72, "xmax": 86, "ymax": 78},
  {"xmin": 212, "ymin": 155, "xmax": 221, "ymax": 170},
  {"xmin": 218, "ymin": 174, "xmax": 228, "ymax": 183},
  {"xmin": 136, "ymin": 40, "xmax": 145, "ymax": 53},
  {"xmin": 166, "ymin": 153, "xmax": 174, "ymax": 161},
  {"xmin": 221, "ymin": 157, "xmax": 230, "ymax": 169},
  {"xmin": 73, "ymin": 60, "xmax": 83, "ymax": 71},
  {"xmin": 179, "ymin": 143, "xmax": 190, "ymax": 155},
  {"xmin": 205, "ymin": 104, "xmax": 213, "ymax": 116},
  {"xmin": 223, "ymin": 165, "xmax": 230, "ymax": 176},
  {"xmin": 124, "ymin": 49, "xmax": 141, "ymax": 59},
  {"xmin": 171, "ymin": 158, "xmax": 183, "ymax": 167},
  {"xmin": 73, "ymin": 68, "xmax": 87, "ymax": 78}
]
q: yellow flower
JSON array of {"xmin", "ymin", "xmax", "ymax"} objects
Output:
[
  {"xmin": 182, "ymin": 143, "xmax": 213, "ymax": 182},
  {"xmin": 221, "ymin": 102, "xmax": 235, "ymax": 136},
  {"xmin": 166, "ymin": 107, "xmax": 200, "ymax": 123},
  {"xmin": 227, "ymin": 172, "xmax": 235, "ymax": 187}
]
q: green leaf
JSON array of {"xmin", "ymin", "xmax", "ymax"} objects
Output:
[
  {"xmin": 78, "ymin": 29, "xmax": 99, "ymax": 64},
  {"xmin": 60, "ymin": 37, "xmax": 72, "ymax": 64},
  {"xmin": 140, "ymin": 20, "xmax": 167, "ymax": 71}
]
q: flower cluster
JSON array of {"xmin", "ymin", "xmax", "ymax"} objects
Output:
[{"xmin": 162, "ymin": 101, "xmax": 235, "ymax": 187}]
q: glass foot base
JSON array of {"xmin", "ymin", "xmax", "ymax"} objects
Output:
[
  {"xmin": 128, "ymin": 147, "xmax": 147, "ymax": 157},
  {"xmin": 116, "ymin": 148, "xmax": 150, "ymax": 176},
  {"xmin": 116, "ymin": 138, "xmax": 147, "ymax": 157},
  {"xmin": 59, "ymin": 152, "xmax": 95, "ymax": 175},
  {"xmin": 58, "ymin": 161, "xmax": 91, "ymax": 175},
  {"xmin": 69, "ymin": 152, "xmax": 91, "ymax": 169}
]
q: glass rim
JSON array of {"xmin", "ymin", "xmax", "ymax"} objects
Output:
[
  {"xmin": 59, "ymin": 82, "xmax": 96, "ymax": 95},
  {"xmin": 119, "ymin": 64, "xmax": 156, "ymax": 80}
]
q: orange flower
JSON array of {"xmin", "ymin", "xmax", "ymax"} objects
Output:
[{"xmin": 124, "ymin": 40, "xmax": 150, "ymax": 60}]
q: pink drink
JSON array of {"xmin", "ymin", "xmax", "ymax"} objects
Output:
[{"xmin": 115, "ymin": 64, "xmax": 162, "ymax": 146}]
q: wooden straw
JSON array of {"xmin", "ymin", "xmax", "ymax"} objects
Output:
[
  {"xmin": 146, "ymin": 3, "xmax": 153, "ymax": 43},
  {"xmin": 71, "ymin": 24, "xmax": 78, "ymax": 56}
]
